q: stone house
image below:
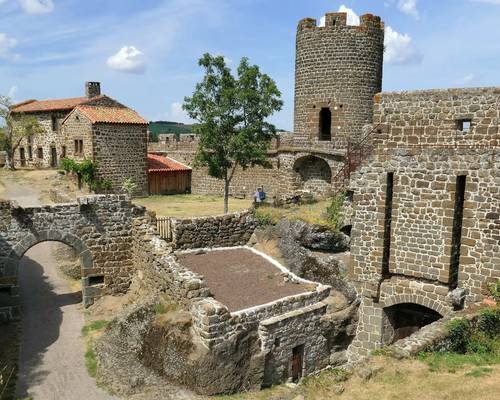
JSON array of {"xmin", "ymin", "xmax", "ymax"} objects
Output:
[{"xmin": 10, "ymin": 82, "xmax": 149, "ymax": 196}]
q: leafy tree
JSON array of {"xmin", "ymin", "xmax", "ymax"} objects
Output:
[
  {"xmin": 0, "ymin": 95, "xmax": 44, "ymax": 170},
  {"xmin": 183, "ymin": 54, "xmax": 283, "ymax": 213}
]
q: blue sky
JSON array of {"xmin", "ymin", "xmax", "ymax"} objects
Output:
[{"xmin": 1, "ymin": 0, "xmax": 500, "ymax": 130}]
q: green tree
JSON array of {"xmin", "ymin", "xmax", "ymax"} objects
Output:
[
  {"xmin": 0, "ymin": 95, "xmax": 44, "ymax": 170},
  {"xmin": 183, "ymin": 54, "xmax": 283, "ymax": 213}
]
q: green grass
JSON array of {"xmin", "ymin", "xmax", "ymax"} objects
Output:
[
  {"xmin": 418, "ymin": 351, "xmax": 500, "ymax": 373},
  {"xmin": 465, "ymin": 366, "xmax": 493, "ymax": 378},
  {"xmin": 84, "ymin": 344, "xmax": 98, "ymax": 378},
  {"xmin": 81, "ymin": 320, "xmax": 109, "ymax": 337},
  {"xmin": 153, "ymin": 303, "xmax": 167, "ymax": 314}
]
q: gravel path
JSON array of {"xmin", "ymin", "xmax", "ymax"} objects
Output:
[{"xmin": 16, "ymin": 243, "xmax": 118, "ymax": 400}]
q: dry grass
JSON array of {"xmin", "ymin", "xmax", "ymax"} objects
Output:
[
  {"xmin": 255, "ymin": 200, "xmax": 332, "ymax": 227},
  {"xmin": 133, "ymin": 194, "xmax": 253, "ymax": 218},
  {"xmin": 218, "ymin": 355, "xmax": 500, "ymax": 400}
]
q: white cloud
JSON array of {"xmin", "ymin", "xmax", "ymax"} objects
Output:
[
  {"xmin": 165, "ymin": 101, "xmax": 193, "ymax": 124},
  {"xmin": 319, "ymin": 4, "xmax": 360, "ymax": 27},
  {"xmin": 398, "ymin": 0, "xmax": 419, "ymax": 19},
  {"xmin": 106, "ymin": 46, "xmax": 147, "ymax": 74},
  {"xmin": 457, "ymin": 73, "xmax": 476, "ymax": 85},
  {"xmin": 384, "ymin": 26, "xmax": 423, "ymax": 65},
  {"xmin": 17, "ymin": 0, "xmax": 54, "ymax": 14},
  {"xmin": 0, "ymin": 33, "xmax": 19, "ymax": 60}
]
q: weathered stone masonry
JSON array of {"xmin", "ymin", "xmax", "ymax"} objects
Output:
[
  {"xmin": 0, "ymin": 195, "xmax": 144, "ymax": 320},
  {"xmin": 348, "ymin": 88, "xmax": 500, "ymax": 358}
]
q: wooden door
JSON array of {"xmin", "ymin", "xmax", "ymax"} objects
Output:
[{"xmin": 291, "ymin": 344, "xmax": 304, "ymax": 382}]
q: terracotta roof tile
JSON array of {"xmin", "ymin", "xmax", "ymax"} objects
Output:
[
  {"xmin": 148, "ymin": 154, "xmax": 192, "ymax": 172},
  {"xmin": 75, "ymin": 105, "xmax": 147, "ymax": 125},
  {"xmin": 11, "ymin": 96, "xmax": 100, "ymax": 113}
]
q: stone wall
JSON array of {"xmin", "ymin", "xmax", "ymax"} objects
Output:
[
  {"xmin": 92, "ymin": 123, "xmax": 148, "ymax": 196},
  {"xmin": 347, "ymin": 87, "xmax": 500, "ymax": 358},
  {"xmin": 0, "ymin": 195, "xmax": 143, "ymax": 317},
  {"xmin": 172, "ymin": 211, "xmax": 256, "ymax": 250},
  {"xmin": 294, "ymin": 13, "xmax": 384, "ymax": 148},
  {"xmin": 61, "ymin": 108, "xmax": 94, "ymax": 160}
]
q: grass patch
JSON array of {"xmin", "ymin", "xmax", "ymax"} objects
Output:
[
  {"xmin": 84, "ymin": 343, "xmax": 98, "ymax": 378},
  {"xmin": 133, "ymin": 194, "xmax": 252, "ymax": 218},
  {"xmin": 81, "ymin": 320, "xmax": 109, "ymax": 337},
  {"xmin": 255, "ymin": 200, "xmax": 333, "ymax": 228},
  {"xmin": 418, "ymin": 351, "xmax": 500, "ymax": 373},
  {"xmin": 465, "ymin": 366, "xmax": 493, "ymax": 378},
  {"xmin": 153, "ymin": 303, "xmax": 168, "ymax": 314}
]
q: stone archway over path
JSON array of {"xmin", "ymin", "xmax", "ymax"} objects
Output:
[{"xmin": 0, "ymin": 194, "xmax": 141, "ymax": 321}]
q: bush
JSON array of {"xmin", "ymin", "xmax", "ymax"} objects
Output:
[
  {"xmin": 60, "ymin": 157, "xmax": 77, "ymax": 173},
  {"xmin": 121, "ymin": 177, "xmax": 137, "ymax": 196},
  {"xmin": 477, "ymin": 307, "xmax": 500, "ymax": 338},
  {"xmin": 254, "ymin": 208, "xmax": 278, "ymax": 226},
  {"xmin": 447, "ymin": 318, "xmax": 472, "ymax": 353},
  {"xmin": 487, "ymin": 280, "xmax": 500, "ymax": 303},
  {"xmin": 326, "ymin": 192, "xmax": 346, "ymax": 231}
]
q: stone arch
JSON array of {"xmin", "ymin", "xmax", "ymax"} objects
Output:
[
  {"xmin": 380, "ymin": 295, "xmax": 448, "ymax": 345},
  {"xmin": 292, "ymin": 155, "xmax": 332, "ymax": 195},
  {"xmin": 1, "ymin": 230, "xmax": 96, "ymax": 315}
]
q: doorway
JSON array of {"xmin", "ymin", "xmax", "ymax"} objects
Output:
[
  {"xmin": 19, "ymin": 148, "xmax": 26, "ymax": 167},
  {"xmin": 291, "ymin": 344, "xmax": 304, "ymax": 382},
  {"xmin": 50, "ymin": 147, "xmax": 57, "ymax": 168}
]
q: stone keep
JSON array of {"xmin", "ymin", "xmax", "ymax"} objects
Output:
[{"xmin": 294, "ymin": 13, "xmax": 384, "ymax": 148}]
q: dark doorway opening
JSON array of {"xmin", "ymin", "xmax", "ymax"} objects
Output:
[
  {"xmin": 319, "ymin": 108, "xmax": 332, "ymax": 141},
  {"xmin": 50, "ymin": 147, "xmax": 57, "ymax": 168},
  {"xmin": 383, "ymin": 303, "xmax": 442, "ymax": 344},
  {"xmin": 291, "ymin": 344, "xmax": 304, "ymax": 382},
  {"xmin": 19, "ymin": 148, "xmax": 26, "ymax": 167},
  {"xmin": 449, "ymin": 175, "xmax": 466, "ymax": 290}
]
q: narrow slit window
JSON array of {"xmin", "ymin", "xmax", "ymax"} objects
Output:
[
  {"xmin": 457, "ymin": 119, "xmax": 471, "ymax": 133},
  {"xmin": 319, "ymin": 107, "xmax": 332, "ymax": 141},
  {"xmin": 51, "ymin": 115, "xmax": 58, "ymax": 132},
  {"xmin": 382, "ymin": 172, "xmax": 394, "ymax": 278},
  {"xmin": 449, "ymin": 175, "xmax": 466, "ymax": 290}
]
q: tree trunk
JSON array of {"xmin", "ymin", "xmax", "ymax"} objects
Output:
[
  {"xmin": 3, "ymin": 150, "xmax": 15, "ymax": 170},
  {"xmin": 223, "ymin": 174, "xmax": 229, "ymax": 214}
]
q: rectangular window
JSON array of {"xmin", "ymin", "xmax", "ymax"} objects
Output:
[
  {"xmin": 61, "ymin": 145, "xmax": 66, "ymax": 159},
  {"xmin": 88, "ymin": 275, "xmax": 104, "ymax": 286},
  {"xmin": 449, "ymin": 175, "xmax": 466, "ymax": 290},
  {"xmin": 457, "ymin": 119, "xmax": 472, "ymax": 133},
  {"xmin": 382, "ymin": 172, "xmax": 394, "ymax": 278},
  {"xmin": 37, "ymin": 147, "xmax": 43, "ymax": 159},
  {"xmin": 319, "ymin": 107, "xmax": 332, "ymax": 141},
  {"xmin": 51, "ymin": 115, "xmax": 58, "ymax": 132},
  {"xmin": 28, "ymin": 146, "xmax": 33, "ymax": 160},
  {"xmin": 74, "ymin": 139, "xmax": 83, "ymax": 155}
]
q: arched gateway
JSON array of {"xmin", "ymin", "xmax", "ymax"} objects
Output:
[{"xmin": 0, "ymin": 195, "xmax": 140, "ymax": 321}]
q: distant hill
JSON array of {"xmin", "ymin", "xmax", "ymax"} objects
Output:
[{"xmin": 149, "ymin": 121, "xmax": 193, "ymax": 142}]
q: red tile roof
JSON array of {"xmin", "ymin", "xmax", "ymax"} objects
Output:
[
  {"xmin": 75, "ymin": 105, "xmax": 147, "ymax": 125},
  {"xmin": 148, "ymin": 153, "xmax": 192, "ymax": 172},
  {"xmin": 11, "ymin": 96, "xmax": 104, "ymax": 113}
]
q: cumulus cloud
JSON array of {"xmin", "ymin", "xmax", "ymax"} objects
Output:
[
  {"xmin": 165, "ymin": 101, "xmax": 192, "ymax": 124},
  {"xmin": 319, "ymin": 4, "xmax": 360, "ymax": 26},
  {"xmin": 398, "ymin": 0, "xmax": 419, "ymax": 19},
  {"xmin": 107, "ymin": 46, "xmax": 147, "ymax": 74},
  {"xmin": 18, "ymin": 0, "xmax": 54, "ymax": 14},
  {"xmin": 384, "ymin": 26, "xmax": 423, "ymax": 65},
  {"xmin": 0, "ymin": 33, "xmax": 19, "ymax": 60},
  {"xmin": 457, "ymin": 73, "xmax": 476, "ymax": 85}
]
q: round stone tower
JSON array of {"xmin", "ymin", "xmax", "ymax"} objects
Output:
[{"xmin": 293, "ymin": 12, "xmax": 384, "ymax": 148}]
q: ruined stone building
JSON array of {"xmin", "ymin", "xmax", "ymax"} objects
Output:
[{"xmin": 11, "ymin": 82, "xmax": 148, "ymax": 196}]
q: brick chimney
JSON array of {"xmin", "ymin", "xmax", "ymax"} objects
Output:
[{"xmin": 85, "ymin": 81, "xmax": 101, "ymax": 98}]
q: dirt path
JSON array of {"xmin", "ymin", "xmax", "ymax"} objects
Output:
[
  {"xmin": 16, "ymin": 243, "xmax": 118, "ymax": 400},
  {"xmin": 0, "ymin": 171, "xmax": 119, "ymax": 399}
]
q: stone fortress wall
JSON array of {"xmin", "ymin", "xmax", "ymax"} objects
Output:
[{"xmin": 347, "ymin": 87, "xmax": 500, "ymax": 357}]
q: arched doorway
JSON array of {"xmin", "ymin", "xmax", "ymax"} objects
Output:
[
  {"xmin": 382, "ymin": 302, "xmax": 442, "ymax": 344},
  {"xmin": 293, "ymin": 155, "xmax": 332, "ymax": 195}
]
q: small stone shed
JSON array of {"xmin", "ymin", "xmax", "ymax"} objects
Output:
[{"xmin": 147, "ymin": 153, "xmax": 192, "ymax": 195}]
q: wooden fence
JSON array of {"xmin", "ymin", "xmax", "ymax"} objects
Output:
[{"xmin": 156, "ymin": 216, "xmax": 174, "ymax": 241}]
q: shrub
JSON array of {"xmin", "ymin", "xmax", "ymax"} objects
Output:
[
  {"xmin": 60, "ymin": 157, "xmax": 77, "ymax": 173},
  {"xmin": 326, "ymin": 192, "xmax": 346, "ymax": 231},
  {"xmin": 254, "ymin": 208, "xmax": 278, "ymax": 226},
  {"xmin": 447, "ymin": 318, "xmax": 472, "ymax": 353},
  {"xmin": 121, "ymin": 177, "xmax": 137, "ymax": 196},
  {"xmin": 477, "ymin": 306, "xmax": 500, "ymax": 338},
  {"xmin": 487, "ymin": 280, "xmax": 500, "ymax": 303}
]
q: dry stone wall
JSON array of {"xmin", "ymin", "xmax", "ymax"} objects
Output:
[{"xmin": 172, "ymin": 211, "xmax": 256, "ymax": 250}]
